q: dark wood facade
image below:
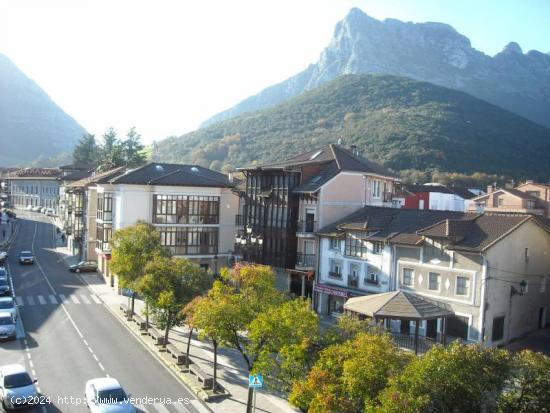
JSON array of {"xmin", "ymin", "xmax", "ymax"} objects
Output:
[{"xmin": 237, "ymin": 169, "xmax": 301, "ymax": 268}]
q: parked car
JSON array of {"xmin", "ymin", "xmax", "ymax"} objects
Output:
[
  {"xmin": 0, "ymin": 267, "xmax": 7, "ymax": 278},
  {"xmin": 69, "ymin": 261, "xmax": 98, "ymax": 273},
  {"xmin": 25, "ymin": 205, "xmax": 33, "ymax": 211},
  {"xmin": 18, "ymin": 251, "xmax": 34, "ymax": 265},
  {"xmin": 0, "ymin": 313, "xmax": 16, "ymax": 341},
  {"xmin": 31, "ymin": 206, "xmax": 41, "ymax": 212},
  {"xmin": 0, "ymin": 252, "xmax": 8, "ymax": 264},
  {"xmin": 85, "ymin": 378, "xmax": 136, "ymax": 413},
  {"xmin": 45, "ymin": 208, "xmax": 55, "ymax": 216},
  {"xmin": 0, "ymin": 279, "xmax": 10, "ymax": 297},
  {"xmin": 0, "ymin": 297, "xmax": 16, "ymax": 321},
  {"xmin": 0, "ymin": 364, "xmax": 38, "ymax": 409}
]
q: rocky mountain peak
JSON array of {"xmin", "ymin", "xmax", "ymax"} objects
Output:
[{"xmin": 501, "ymin": 41, "xmax": 523, "ymax": 55}]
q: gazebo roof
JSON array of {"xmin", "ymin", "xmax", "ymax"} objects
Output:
[{"xmin": 344, "ymin": 291, "xmax": 454, "ymax": 321}]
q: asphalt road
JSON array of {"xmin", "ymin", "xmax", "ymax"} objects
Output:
[{"xmin": 0, "ymin": 212, "xmax": 210, "ymax": 413}]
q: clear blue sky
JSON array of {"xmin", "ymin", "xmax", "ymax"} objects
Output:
[{"xmin": 1, "ymin": 0, "xmax": 548, "ymax": 144}]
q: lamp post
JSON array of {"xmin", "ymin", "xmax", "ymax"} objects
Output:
[{"xmin": 235, "ymin": 225, "xmax": 263, "ymax": 263}]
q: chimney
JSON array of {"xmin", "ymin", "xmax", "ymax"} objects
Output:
[
  {"xmin": 228, "ymin": 172, "xmax": 234, "ymax": 183},
  {"xmin": 486, "ymin": 183, "xmax": 496, "ymax": 194},
  {"xmin": 350, "ymin": 144, "xmax": 358, "ymax": 155}
]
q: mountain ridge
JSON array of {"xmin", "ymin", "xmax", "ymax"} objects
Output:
[
  {"xmin": 154, "ymin": 74, "xmax": 550, "ymax": 180},
  {"xmin": 0, "ymin": 53, "xmax": 86, "ymax": 166},
  {"xmin": 202, "ymin": 8, "xmax": 550, "ymax": 128}
]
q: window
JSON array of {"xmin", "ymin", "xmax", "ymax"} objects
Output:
[
  {"xmin": 365, "ymin": 272, "xmax": 379, "ymax": 285},
  {"xmin": 373, "ymin": 180, "xmax": 381, "ymax": 198},
  {"xmin": 456, "ymin": 276, "xmax": 470, "ymax": 296},
  {"xmin": 330, "ymin": 238, "xmax": 341, "ymax": 250},
  {"xmin": 498, "ymin": 197, "xmax": 504, "ymax": 206},
  {"xmin": 157, "ymin": 226, "xmax": 218, "ymax": 255},
  {"xmin": 492, "ymin": 316, "xmax": 505, "ymax": 342},
  {"xmin": 428, "ymin": 272, "xmax": 440, "ymax": 291},
  {"xmin": 403, "ymin": 268, "xmax": 413, "ymax": 286},
  {"xmin": 524, "ymin": 248, "xmax": 529, "ymax": 262},
  {"xmin": 447, "ymin": 315, "xmax": 469, "ymax": 340},
  {"xmin": 329, "ymin": 260, "xmax": 342, "ymax": 279},
  {"xmin": 153, "ymin": 195, "xmax": 219, "ymax": 224},
  {"xmin": 371, "ymin": 242, "xmax": 382, "ymax": 254},
  {"xmin": 345, "ymin": 232, "xmax": 368, "ymax": 258}
]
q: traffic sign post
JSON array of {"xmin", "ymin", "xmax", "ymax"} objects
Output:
[{"xmin": 248, "ymin": 374, "xmax": 263, "ymax": 413}]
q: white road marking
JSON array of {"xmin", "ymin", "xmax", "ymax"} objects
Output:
[
  {"xmin": 58, "ymin": 294, "xmax": 68, "ymax": 303},
  {"xmin": 79, "ymin": 294, "xmax": 91, "ymax": 304},
  {"xmin": 15, "ymin": 296, "xmax": 24, "ymax": 306},
  {"xmin": 37, "ymin": 295, "xmax": 47, "ymax": 305},
  {"xmin": 98, "ymin": 363, "xmax": 105, "ymax": 371},
  {"xmin": 29, "ymin": 360, "xmax": 34, "ymax": 368},
  {"xmin": 179, "ymin": 401, "xmax": 198, "ymax": 412},
  {"xmin": 31, "ymin": 369, "xmax": 36, "ymax": 376},
  {"xmin": 88, "ymin": 347, "xmax": 94, "ymax": 354},
  {"xmin": 83, "ymin": 339, "xmax": 89, "ymax": 346},
  {"xmin": 90, "ymin": 294, "xmax": 102, "ymax": 304},
  {"xmin": 26, "ymin": 296, "xmax": 36, "ymax": 306},
  {"xmin": 48, "ymin": 294, "xmax": 57, "ymax": 304},
  {"xmin": 26, "ymin": 352, "xmax": 31, "ymax": 360},
  {"xmin": 70, "ymin": 295, "xmax": 80, "ymax": 304},
  {"xmin": 93, "ymin": 354, "xmax": 98, "ymax": 361},
  {"xmin": 153, "ymin": 404, "xmax": 170, "ymax": 413}
]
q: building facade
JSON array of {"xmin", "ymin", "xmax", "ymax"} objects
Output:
[
  {"xmin": 7, "ymin": 168, "xmax": 62, "ymax": 211},
  {"xmin": 235, "ymin": 144, "xmax": 399, "ymax": 296}
]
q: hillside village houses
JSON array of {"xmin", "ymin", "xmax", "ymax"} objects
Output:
[{"xmin": 25, "ymin": 144, "xmax": 548, "ymax": 350}]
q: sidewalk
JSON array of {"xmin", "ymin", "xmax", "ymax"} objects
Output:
[{"xmin": 55, "ymin": 244, "xmax": 299, "ymax": 413}]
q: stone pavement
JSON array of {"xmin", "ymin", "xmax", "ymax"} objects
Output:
[{"xmin": 54, "ymin": 243, "xmax": 300, "ymax": 413}]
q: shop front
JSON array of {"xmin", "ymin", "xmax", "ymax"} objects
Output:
[{"xmin": 314, "ymin": 283, "xmax": 354, "ymax": 317}]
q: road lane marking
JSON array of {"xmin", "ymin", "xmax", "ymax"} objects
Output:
[
  {"xmin": 48, "ymin": 294, "xmax": 57, "ymax": 304},
  {"xmin": 179, "ymin": 401, "xmax": 198, "ymax": 412},
  {"xmin": 98, "ymin": 362, "xmax": 105, "ymax": 371},
  {"xmin": 93, "ymin": 354, "xmax": 98, "ymax": 361},
  {"xmin": 153, "ymin": 404, "xmax": 170, "ymax": 413},
  {"xmin": 83, "ymin": 339, "xmax": 89, "ymax": 346},
  {"xmin": 37, "ymin": 295, "xmax": 47, "ymax": 305},
  {"xmin": 70, "ymin": 295, "xmax": 80, "ymax": 304},
  {"xmin": 90, "ymin": 294, "xmax": 102, "ymax": 304},
  {"xmin": 15, "ymin": 296, "xmax": 24, "ymax": 306},
  {"xmin": 29, "ymin": 360, "xmax": 34, "ymax": 368},
  {"xmin": 58, "ymin": 294, "xmax": 68, "ymax": 303},
  {"xmin": 26, "ymin": 296, "xmax": 36, "ymax": 306},
  {"xmin": 79, "ymin": 294, "xmax": 91, "ymax": 304}
]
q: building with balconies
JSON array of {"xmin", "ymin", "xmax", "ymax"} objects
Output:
[{"xmin": 234, "ymin": 144, "xmax": 399, "ymax": 296}]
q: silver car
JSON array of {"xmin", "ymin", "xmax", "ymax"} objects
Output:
[
  {"xmin": 0, "ymin": 364, "xmax": 37, "ymax": 409},
  {"xmin": 85, "ymin": 378, "xmax": 136, "ymax": 413},
  {"xmin": 0, "ymin": 313, "xmax": 16, "ymax": 341},
  {"xmin": 0, "ymin": 297, "xmax": 16, "ymax": 321}
]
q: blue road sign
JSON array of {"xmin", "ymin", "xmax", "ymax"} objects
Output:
[
  {"xmin": 248, "ymin": 374, "xmax": 263, "ymax": 388},
  {"xmin": 121, "ymin": 288, "xmax": 135, "ymax": 297}
]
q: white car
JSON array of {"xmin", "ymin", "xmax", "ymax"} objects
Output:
[
  {"xmin": 0, "ymin": 297, "xmax": 16, "ymax": 322},
  {"xmin": 0, "ymin": 312, "xmax": 16, "ymax": 341},
  {"xmin": 85, "ymin": 378, "xmax": 136, "ymax": 413},
  {"xmin": 0, "ymin": 364, "xmax": 38, "ymax": 409}
]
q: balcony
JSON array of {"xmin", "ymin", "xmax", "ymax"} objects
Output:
[
  {"xmin": 383, "ymin": 191, "xmax": 393, "ymax": 203},
  {"xmin": 347, "ymin": 276, "xmax": 359, "ymax": 288},
  {"xmin": 296, "ymin": 220, "xmax": 318, "ymax": 235},
  {"xmin": 295, "ymin": 252, "xmax": 316, "ymax": 269},
  {"xmin": 328, "ymin": 271, "xmax": 342, "ymax": 280},
  {"xmin": 365, "ymin": 275, "xmax": 379, "ymax": 286}
]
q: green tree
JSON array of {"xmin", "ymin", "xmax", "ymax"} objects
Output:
[
  {"xmin": 180, "ymin": 296, "xmax": 205, "ymax": 368},
  {"xmin": 73, "ymin": 133, "xmax": 98, "ymax": 164},
  {"xmin": 376, "ymin": 342, "xmax": 511, "ymax": 413},
  {"xmin": 124, "ymin": 127, "xmax": 147, "ymax": 167},
  {"xmin": 290, "ymin": 332, "xmax": 409, "ymax": 413},
  {"xmin": 498, "ymin": 350, "xmax": 550, "ymax": 413},
  {"xmin": 98, "ymin": 127, "xmax": 125, "ymax": 169},
  {"xmin": 138, "ymin": 256, "xmax": 211, "ymax": 348},
  {"xmin": 192, "ymin": 264, "xmax": 286, "ymax": 410},
  {"xmin": 109, "ymin": 221, "xmax": 170, "ymax": 317}
]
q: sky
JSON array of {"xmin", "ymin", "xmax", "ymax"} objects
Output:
[{"xmin": 1, "ymin": 0, "xmax": 549, "ymax": 145}]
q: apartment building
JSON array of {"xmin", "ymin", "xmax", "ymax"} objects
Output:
[
  {"xmin": 7, "ymin": 168, "xmax": 62, "ymax": 210},
  {"xmin": 234, "ymin": 144, "xmax": 399, "ymax": 296},
  {"xmin": 402, "ymin": 183, "xmax": 478, "ymax": 212},
  {"xmin": 94, "ymin": 163, "xmax": 238, "ymax": 288},
  {"xmin": 316, "ymin": 206, "xmax": 550, "ymax": 346},
  {"xmin": 470, "ymin": 182, "xmax": 550, "ymax": 218}
]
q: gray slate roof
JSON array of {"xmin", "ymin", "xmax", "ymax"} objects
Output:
[
  {"xmin": 318, "ymin": 206, "xmax": 544, "ymax": 252},
  {"xmin": 344, "ymin": 291, "xmax": 454, "ymax": 320},
  {"xmin": 110, "ymin": 163, "xmax": 233, "ymax": 188}
]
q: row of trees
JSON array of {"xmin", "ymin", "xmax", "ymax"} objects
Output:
[
  {"xmin": 109, "ymin": 223, "xmax": 550, "ymax": 413},
  {"xmin": 73, "ymin": 127, "xmax": 147, "ymax": 169}
]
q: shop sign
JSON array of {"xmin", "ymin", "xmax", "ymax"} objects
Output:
[{"xmin": 314, "ymin": 284, "xmax": 350, "ymax": 298}]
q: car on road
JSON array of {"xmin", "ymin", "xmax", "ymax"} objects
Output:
[
  {"xmin": 70, "ymin": 261, "xmax": 98, "ymax": 273},
  {"xmin": 0, "ymin": 278, "xmax": 10, "ymax": 297},
  {"xmin": 31, "ymin": 206, "xmax": 41, "ymax": 212},
  {"xmin": 85, "ymin": 378, "xmax": 136, "ymax": 413},
  {"xmin": 0, "ymin": 312, "xmax": 16, "ymax": 341},
  {"xmin": 0, "ymin": 298, "xmax": 16, "ymax": 321},
  {"xmin": 25, "ymin": 206, "xmax": 32, "ymax": 211},
  {"xmin": 0, "ymin": 252, "xmax": 7, "ymax": 264},
  {"xmin": 44, "ymin": 208, "xmax": 55, "ymax": 216},
  {"xmin": 0, "ymin": 267, "xmax": 8, "ymax": 278},
  {"xmin": 18, "ymin": 251, "xmax": 34, "ymax": 265},
  {"xmin": 0, "ymin": 364, "xmax": 38, "ymax": 409}
]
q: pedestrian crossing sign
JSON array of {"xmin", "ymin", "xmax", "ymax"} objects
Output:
[{"xmin": 248, "ymin": 373, "xmax": 263, "ymax": 388}]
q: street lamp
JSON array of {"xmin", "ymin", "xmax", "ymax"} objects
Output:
[{"xmin": 236, "ymin": 224, "xmax": 264, "ymax": 262}]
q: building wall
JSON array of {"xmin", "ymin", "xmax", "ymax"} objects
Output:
[
  {"xmin": 484, "ymin": 220, "xmax": 550, "ymax": 345},
  {"xmin": 403, "ymin": 192, "xmax": 429, "ymax": 210},
  {"xmin": 516, "ymin": 183, "xmax": 550, "ymax": 217},
  {"xmin": 318, "ymin": 173, "xmax": 366, "ymax": 229},
  {"xmin": 429, "ymin": 193, "xmax": 465, "ymax": 212},
  {"xmin": 10, "ymin": 178, "xmax": 59, "ymax": 211},
  {"xmin": 85, "ymin": 187, "xmax": 98, "ymax": 261}
]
